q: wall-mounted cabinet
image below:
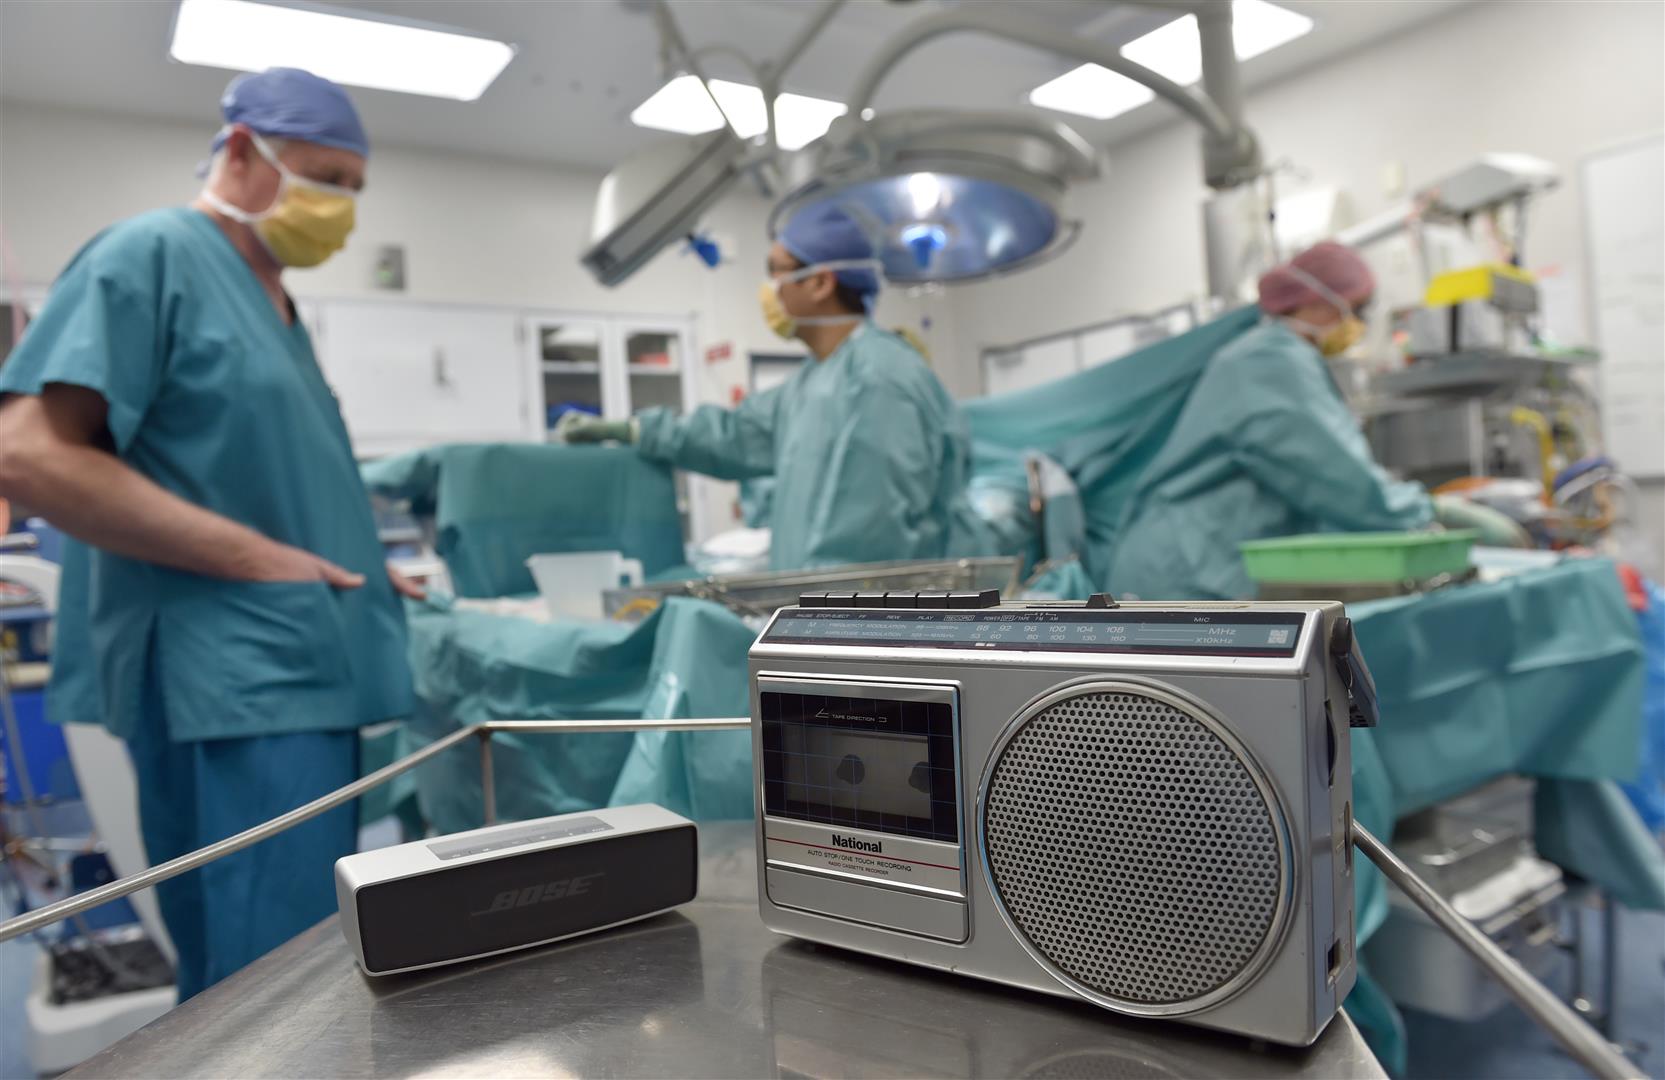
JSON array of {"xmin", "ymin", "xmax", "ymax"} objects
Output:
[
  {"xmin": 310, "ymin": 300, "xmax": 540, "ymax": 456},
  {"xmin": 524, "ymin": 315, "xmax": 694, "ymax": 425}
]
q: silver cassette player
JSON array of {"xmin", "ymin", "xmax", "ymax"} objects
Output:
[{"xmin": 750, "ymin": 590, "xmax": 1376, "ymax": 1046}]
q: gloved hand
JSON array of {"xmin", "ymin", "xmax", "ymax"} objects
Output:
[
  {"xmin": 1432, "ymin": 493, "xmax": 1532, "ymax": 549},
  {"xmin": 555, "ymin": 413, "xmax": 636, "ymax": 445}
]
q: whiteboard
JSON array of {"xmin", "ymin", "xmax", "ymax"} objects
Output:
[{"xmin": 1582, "ymin": 135, "xmax": 1665, "ymax": 479}]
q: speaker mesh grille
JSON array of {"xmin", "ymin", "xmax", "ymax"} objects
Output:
[{"xmin": 983, "ymin": 690, "xmax": 1282, "ymax": 1007}]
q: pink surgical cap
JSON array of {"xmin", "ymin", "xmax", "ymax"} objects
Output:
[{"xmin": 1257, "ymin": 241, "xmax": 1376, "ymax": 315}]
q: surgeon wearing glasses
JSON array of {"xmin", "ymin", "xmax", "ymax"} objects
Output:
[{"xmin": 561, "ymin": 206, "xmax": 988, "ymax": 570}]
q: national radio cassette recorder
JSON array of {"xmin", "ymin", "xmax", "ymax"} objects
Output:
[{"xmin": 750, "ymin": 590, "xmax": 1377, "ymax": 1046}]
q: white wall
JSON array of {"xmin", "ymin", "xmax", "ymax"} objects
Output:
[{"xmin": 935, "ymin": 0, "xmax": 1665, "ymax": 394}]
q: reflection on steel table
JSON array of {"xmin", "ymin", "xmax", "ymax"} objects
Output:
[{"xmin": 68, "ymin": 823, "xmax": 1385, "ymax": 1079}]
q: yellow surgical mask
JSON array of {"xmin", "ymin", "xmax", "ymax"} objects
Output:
[
  {"xmin": 759, "ymin": 279, "xmax": 797, "ymax": 340},
  {"xmin": 201, "ymin": 133, "xmax": 357, "ymax": 268},
  {"xmin": 1284, "ymin": 313, "xmax": 1365, "ymax": 357},
  {"xmin": 252, "ymin": 183, "xmax": 356, "ymax": 268},
  {"xmin": 759, "ymin": 258, "xmax": 883, "ymax": 340},
  {"xmin": 1317, "ymin": 316, "xmax": 1365, "ymax": 357},
  {"xmin": 1281, "ymin": 265, "xmax": 1368, "ymax": 357}
]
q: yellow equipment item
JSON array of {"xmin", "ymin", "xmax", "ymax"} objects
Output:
[
  {"xmin": 1509, "ymin": 406, "xmax": 1556, "ymax": 504},
  {"xmin": 1424, "ymin": 263, "xmax": 1538, "ymax": 310}
]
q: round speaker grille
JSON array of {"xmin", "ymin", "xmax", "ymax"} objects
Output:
[{"xmin": 982, "ymin": 686, "xmax": 1286, "ymax": 1011}]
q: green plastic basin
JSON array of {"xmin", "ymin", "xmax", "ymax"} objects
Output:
[{"xmin": 1238, "ymin": 530, "xmax": 1479, "ymax": 584}]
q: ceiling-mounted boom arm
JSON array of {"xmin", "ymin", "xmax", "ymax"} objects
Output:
[
  {"xmin": 840, "ymin": 1, "xmax": 1260, "ymax": 189},
  {"xmin": 652, "ymin": 0, "xmax": 846, "ymax": 156},
  {"xmin": 1189, "ymin": 1, "xmax": 1257, "ymax": 186}
]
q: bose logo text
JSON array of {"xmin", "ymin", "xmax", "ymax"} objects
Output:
[
  {"xmin": 471, "ymin": 872, "xmax": 605, "ymax": 916},
  {"xmin": 830, "ymin": 834, "xmax": 882, "ymax": 853}
]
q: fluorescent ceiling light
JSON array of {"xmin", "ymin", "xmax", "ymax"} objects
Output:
[
  {"xmin": 1027, "ymin": 0, "xmax": 1311, "ymax": 121},
  {"xmin": 772, "ymin": 91, "xmax": 849, "ymax": 152},
  {"xmin": 1028, "ymin": 63, "xmax": 1155, "ymax": 121},
  {"xmin": 170, "ymin": 0, "xmax": 515, "ymax": 102},
  {"xmin": 630, "ymin": 76, "xmax": 847, "ymax": 151},
  {"xmin": 1122, "ymin": 0, "xmax": 1314, "ymax": 87}
]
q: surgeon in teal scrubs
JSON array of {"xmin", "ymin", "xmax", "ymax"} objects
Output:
[
  {"xmin": 1106, "ymin": 242, "xmax": 1436, "ymax": 600},
  {"xmin": 560, "ymin": 207, "xmax": 988, "ymax": 569},
  {"xmin": 0, "ymin": 69, "xmax": 416, "ymax": 998}
]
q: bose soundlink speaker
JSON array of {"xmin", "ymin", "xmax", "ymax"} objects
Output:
[
  {"xmin": 335, "ymin": 804, "xmax": 697, "ymax": 976},
  {"xmin": 751, "ymin": 592, "xmax": 1374, "ymax": 1046}
]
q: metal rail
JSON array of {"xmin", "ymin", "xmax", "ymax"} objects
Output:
[
  {"xmin": 1352, "ymin": 822, "xmax": 1640, "ymax": 1080},
  {"xmin": 0, "ymin": 716, "xmax": 751, "ymax": 944},
  {"xmin": 841, "ymin": 6, "xmax": 1239, "ymax": 149},
  {"xmin": 478, "ymin": 729, "xmax": 497, "ymax": 827}
]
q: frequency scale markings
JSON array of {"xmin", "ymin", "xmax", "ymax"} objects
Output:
[{"xmin": 764, "ymin": 611, "xmax": 1304, "ymax": 656}]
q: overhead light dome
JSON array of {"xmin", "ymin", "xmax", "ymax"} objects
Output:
[{"xmin": 770, "ymin": 110, "xmax": 1100, "ymax": 285}]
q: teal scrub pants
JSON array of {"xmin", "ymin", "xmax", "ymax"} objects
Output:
[{"xmin": 127, "ymin": 713, "xmax": 359, "ymax": 1000}]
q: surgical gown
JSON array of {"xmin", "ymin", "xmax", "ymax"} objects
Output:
[
  {"xmin": 0, "ymin": 207, "xmax": 412, "ymax": 998},
  {"xmin": 635, "ymin": 323, "xmax": 989, "ymax": 569},
  {"xmin": 1105, "ymin": 320, "xmax": 1432, "ymax": 600}
]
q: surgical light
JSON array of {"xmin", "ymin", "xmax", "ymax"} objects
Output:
[
  {"xmin": 630, "ymin": 76, "xmax": 847, "ymax": 152},
  {"xmin": 169, "ymin": 0, "xmax": 515, "ymax": 102},
  {"xmin": 906, "ymin": 172, "xmax": 944, "ymax": 217},
  {"xmin": 585, "ymin": 0, "xmax": 1264, "ymax": 289},
  {"xmin": 582, "ymin": 128, "xmax": 751, "ymax": 287},
  {"xmin": 770, "ymin": 110, "xmax": 1099, "ymax": 285}
]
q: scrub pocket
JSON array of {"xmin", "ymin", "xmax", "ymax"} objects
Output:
[{"xmin": 155, "ymin": 579, "xmax": 356, "ymax": 741}]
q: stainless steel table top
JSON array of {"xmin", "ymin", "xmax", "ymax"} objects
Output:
[{"xmin": 70, "ymin": 822, "xmax": 1386, "ymax": 1079}]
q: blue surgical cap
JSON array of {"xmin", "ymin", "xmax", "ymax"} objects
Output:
[
  {"xmin": 779, "ymin": 206, "xmax": 881, "ymax": 311},
  {"xmin": 211, "ymin": 68, "xmax": 370, "ymax": 159}
]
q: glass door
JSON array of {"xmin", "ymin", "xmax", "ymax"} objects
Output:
[
  {"xmin": 527, "ymin": 316, "xmax": 609, "ymax": 438},
  {"xmin": 615, "ymin": 321, "xmax": 704, "ymax": 542},
  {"xmin": 622, "ymin": 327, "xmax": 687, "ymax": 415}
]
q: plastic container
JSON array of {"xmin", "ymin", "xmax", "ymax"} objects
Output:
[
  {"xmin": 527, "ymin": 551, "xmax": 643, "ymax": 619},
  {"xmin": 1238, "ymin": 530, "xmax": 1478, "ymax": 584}
]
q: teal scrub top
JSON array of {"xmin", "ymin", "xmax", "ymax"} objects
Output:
[
  {"xmin": 0, "ymin": 208, "xmax": 412, "ymax": 742},
  {"xmin": 1106, "ymin": 320, "xmax": 1433, "ymax": 601},
  {"xmin": 635, "ymin": 322, "xmax": 990, "ymax": 570}
]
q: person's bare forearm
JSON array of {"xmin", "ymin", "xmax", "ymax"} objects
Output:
[{"xmin": 4, "ymin": 436, "xmax": 283, "ymax": 579}]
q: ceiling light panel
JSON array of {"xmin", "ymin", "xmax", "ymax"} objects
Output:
[
  {"xmin": 1122, "ymin": 0, "xmax": 1314, "ymax": 87},
  {"xmin": 170, "ymin": 0, "xmax": 515, "ymax": 102},
  {"xmin": 1028, "ymin": 63, "xmax": 1155, "ymax": 122},
  {"xmin": 1028, "ymin": 0, "xmax": 1312, "ymax": 121},
  {"xmin": 630, "ymin": 75, "xmax": 728, "ymax": 135},
  {"xmin": 630, "ymin": 76, "xmax": 846, "ymax": 151}
]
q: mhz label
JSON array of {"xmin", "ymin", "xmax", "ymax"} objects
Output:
[{"xmin": 763, "ymin": 818, "xmax": 964, "ymax": 896}]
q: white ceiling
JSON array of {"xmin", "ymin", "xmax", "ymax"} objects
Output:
[{"xmin": 0, "ymin": 0, "xmax": 1470, "ymax": 173}]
